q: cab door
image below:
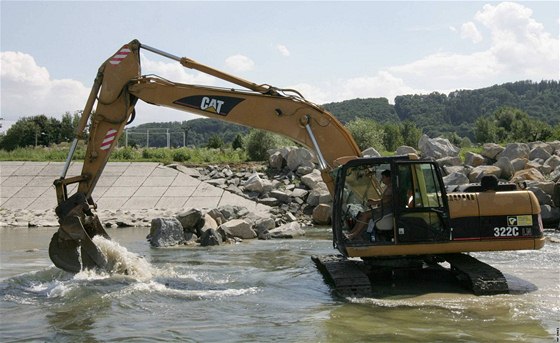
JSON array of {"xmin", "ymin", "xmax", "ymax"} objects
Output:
[{"xmin": 394, "ymin": 161, "xmax": 450, "ymax": 243}]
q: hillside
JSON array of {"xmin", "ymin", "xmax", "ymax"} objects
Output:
[{"xmin": 125, "ymin": 80, "xmax": 559, "ymax": 147}]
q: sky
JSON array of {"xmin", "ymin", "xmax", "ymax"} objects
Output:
[{"xmin": 1, "ymin": 1, "xmax": 559, "ymax": 132}]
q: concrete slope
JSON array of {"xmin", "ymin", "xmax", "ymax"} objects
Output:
[{"xmin": 0, "ymin": 161, "xmax": 270, "ymax": 214}]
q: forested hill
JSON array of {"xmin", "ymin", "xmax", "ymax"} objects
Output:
[
  {"xmin": 393, "ymin": 80, "xmax": 559, "ymax": 137},
  {"xmin": 128, "ymin": 80, "xmax": 558, "ymax": 146}
]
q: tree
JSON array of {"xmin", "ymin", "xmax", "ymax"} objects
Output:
[
  {"xmin": 244, "ymin": 129, "xmax": 286, "ymax": 161},
  {"xmin": 474, "ymin": 116, "xmax": 497, "ymax": 144},
  {"xmin": 232, "ymin": 134, "xmax": 244, "ymax": 150},
  {"xmin": 345, "ymin": 118, "xmax": 384, "ymax": 152},
  {"xmin": 382, "ymin": 123, "xmax": 403, "ymax": 152},
  {"xmin": 401, "ymin": 121, "xmax": 422, "ymax": 149},
  {"xmin": 206, "ymin": 134, "xmax": 224, "ymax": 149}
]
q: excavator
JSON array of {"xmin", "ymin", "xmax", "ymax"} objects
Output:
[{"xmin": 49, "ymin": 40, "xmax": 545, "ymax": 295}]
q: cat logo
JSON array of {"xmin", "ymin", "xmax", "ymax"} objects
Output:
[
  {"xmin": 200, "ymin": 97, "xmax": 224, "ymax": 114},
  {"xmin": 507, "ymin": 215, "xmax": 533, "ymax": 227},
  {"xmin": 507, "ymin": 217, "xmax": 518, "ymax": 226},
  {"xmin": 173, "ymin": 95, "xmax": 245, "ymax": 116}
]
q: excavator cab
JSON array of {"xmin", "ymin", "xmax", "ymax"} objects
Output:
[{"xmin": 332, "ymin": 155, "xmax": 451, "ymax": 257}]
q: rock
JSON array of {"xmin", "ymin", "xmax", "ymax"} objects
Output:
[
  {"xmin": 529, "ymin": 147, "xmax": 551, "ymax": 161},
  {"xmin": 270, "ymin": 190, "xmax": 291, "ymax": 204},
  {"xmin": 290, "ymin": 188, "xmax": 309, "ymax": 199},
  {"xmin": 176, "ymin": 208, "xmax": 204, "ymax": 233},
  {"xmin": 395, "ymin": 146, "xmax": 418, "ymax": 155},
  {"xmin": 443, "ymin": 171, "xmax": 470, "ymax": 186},
  {"xmin": 312, "ymin": 204, "xmax": 331, "ymax": 225},
  {"xmin": 527, "ymin": 185, "xmax": 553, "ymax": 206},
  {"xmin": 242, "ymin": 172, "xmax": 264, "ymax": 193},
  {"xmin": 269, "ymin": 151, "xmax": 286, "ymax": 170},
  {"xmin": 147, "ymin": 217, "xmax": 185, "ymax": 247},
  {"xmin": 207, "ymin": 208, "xmax": 226, "ymax": 225},
  {"xmin": 510, "ymin": 168, "xmax": 546, "ymax": 183},
  {"xmin": 437, "ymin": 156, "xmax": 462, "ymax": 168},
  {"xmin": 464, "ymin": 152, "xmax": 486, "ymax": 167},
  {"xmin": 544, "ymin": 155, "xmax": 560, "ymax": 170},
  {"xmin": 306, "ymin": 187, "xmax": 331, "ymax": 206},
  {"xmin": 540, "ymin": 204, "xmax": 560, "ymax": 225},
  {"xmin": 467, "ymin": 165, "xmax": 502, "ymax": 183},
  {"xmin": 481, "ymin": 143, "xmax": 504, "ymax": 159},
  {"xmin": 301, "ymin": 169, "xmax": 324, "ymax": 189},
  {"xmin": 362, "ymin": 147, "xmax": 381, "ymax": 157},
  {"xmin": 269, "ymin": 222, "xmax": 305, "ymax": 238},
  {"xmin": 497, "ymin": 143, "xmax": 530, "ymax": 160},
  {"xmin": 286, "ymin": 148, "xmax": 313, "ymax": 171},
  {"xmin": 510, "ymin": 157, "xmax": 528, "ymax": 172},
  {"xmin": 418, "ymin": 134, "xmax": 460, "ymax": 159},
  {"xmin": 220, "ymin": 219, "xmax": 256, "ymax": 239},
  {"xmin": 200, "ymin": 229, "xmax": 222, "ymax": 246},
  {"xmin": 493, "ymin": 156, "xmax": 515, "ymax": 180}
]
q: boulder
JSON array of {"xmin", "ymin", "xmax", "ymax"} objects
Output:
[
  {"xmin": 529, "ymin": 147, "xmax": 551, "ymax": 161},
  {"xmin": 362, "ymin": 147, "xmax": 381, "ymax": 157},
  {"xmin": 176, "ymin": 208, "xmax": 204, "ymax": 233},
  {"xmin": 481, "ymin": 143, "xmax": 504, "ymax": 160},
  {"xmin": 270, "ymin": 190, "xmax": 291, "ymax": 204},
  {"xmin": 301, "ymin": 169, "xmax": 324, "ymax": 189},
  {"xmin": 497, "ymin": 143, "xmax": 530, "ymax": 160},
  {"xmin": 286, "ymin": 148, "xmax": 313, "ymax": 171},
  {"xmin": 147, "ymin": 217, "xmax": 185, "ymax": 247},
  {"xmin": 442, "ymin": 171, "xmax": 470, "ymax": 186},
  {"xmin": 510, "ymin": 158, "xmax": 528, "ymax": 172},
  {"xmin": 306, "ymin": 187, "xmax": 332, "ymax": 206},
  {"xmin": 464, "ymin": 152, "xmax": 486, "ymax": 167},
  {"xmin": 510, "ymin": 168, "xmax": 546, "ymax": 183},
  {"xmin": 220, "ymin": 219, "xmax": 256, "ymax": 239},
  {"xmin": 269, "ymin": 222, "xmax": 305, "ymax": 238},
  {"xmin": 312, "ymin": 204, "xmax": 332, "ymax": 225},
  {"xmin": 242, "ymin": 173, "xmax": 264, "ymax": 193},
  {"xmin": 418, "ymin": 135, "xmax": 460, "ymax": 159},
  {"xmin": 395, "ymin": 146, "xmax": 418, "ymax": 156},
  {"xmin": 268, "ymin": 151, "xmax": 286, "ymax": 170},
  {"xmin": 467, "ymin": 165, "xmax": 502, "ymax": 183},
  {"xmin": 200, "ymin": 229, "xmax": 222, "ymax": 246},
  {"xmin": 493, "ymin": 156, "xmax": 515, "ymax": 180}
]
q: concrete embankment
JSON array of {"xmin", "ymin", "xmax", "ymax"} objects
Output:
[{"xmin": 0, "ymin": 161, "xmax": 270, "ymax": 227}]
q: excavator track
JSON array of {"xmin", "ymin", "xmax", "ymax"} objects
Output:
[
  {"xmin": 311, "ymin": 255, "xmax": 372, "ymax": 297},
  {"xmin": 443, "ymin": 253, "xmax": 508, "ymax": 295},
  {"xmin": 312, "ymin": 253, "xmax": 509, "ymax": 297}
]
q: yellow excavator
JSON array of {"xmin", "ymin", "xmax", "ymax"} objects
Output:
[{"xmin": 50, "ymin": 40, "xmax": 545, "ymax": 295}]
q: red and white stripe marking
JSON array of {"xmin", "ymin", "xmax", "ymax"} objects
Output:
[
  {"xmin": 100, "ymin": 129, "xmax": 118, "ymax": 151},
  {"xmin": 109, "ymin": 46, "xmax": 131, "ymax": 65}
]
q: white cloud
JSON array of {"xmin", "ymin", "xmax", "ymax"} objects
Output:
[
  {"xmin": 460, "ymin": 21, "xmax": 483, "ymax": 43},
  {"xmin": 474, "ymin": 2, "xmax": 559, "ymax": 79},
  {"xmin": 276, "ymin": 44, "xmax": 291, "ymax": 57},
  {"xmin": 385, "ymin": 2, "xmax": 558, "ymax": 92},
  {"xmin": 0, "ymin": 51, "xmax": 89, "ymax": 121},
  {"xmin": 225, "ymin": 54, "xmax": 255, "ymax": 72}
]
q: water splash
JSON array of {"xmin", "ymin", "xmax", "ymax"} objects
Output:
[{"xmin": 91, "ymin": 235, "xmax": 153, "ymax": 280}]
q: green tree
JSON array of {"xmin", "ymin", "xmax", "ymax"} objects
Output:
[
  {"xmin": 382, "ymin": 123, "xmax": 403, "ymax": 152},
  {"xmin": 474, "ymin": 116, "xmax": 497, "ymax": 143},
  {"xmin": 244, "ymin": 129, "xmax": 288, "ymax": 161},
  {"xmin": 345, "ymin": 118, "xmax": 384, "ymax": 151},
  {"xmin": 206, "ymin": 134, "xmax": 224, "ymax": 149},
  {"xmin": 401, "ymin": 120, "xmax": 422, "ymax": 149},
  {"xmin": 232, "ymin": 134, "xmax": 244, "ymax": 150}
]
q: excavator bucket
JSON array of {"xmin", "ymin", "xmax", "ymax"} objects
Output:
[{"xmin": 49, "ymin": 214, "xmax": 110, "ymax": 273}]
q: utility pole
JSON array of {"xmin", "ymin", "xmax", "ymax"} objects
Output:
[
  {"xmin": 146, "ymin": 129, "xmax": 150, "ymax": 148},
  {"xmin": 166, "ymin": 128, "xmax": 170, "ymax": 148}
]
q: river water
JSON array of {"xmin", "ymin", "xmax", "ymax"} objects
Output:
[{"xmin": 0, "ymin": 227, "xmax": 558, "ymax": 342}]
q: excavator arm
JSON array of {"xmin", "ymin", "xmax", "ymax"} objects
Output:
[{"xmin": 50, "ymin": 40, "xmax": 360, "ymax": 272}]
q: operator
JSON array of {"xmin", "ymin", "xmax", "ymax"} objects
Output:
[{"xmin": 345, "ymin": 169, "xmax": 392, "ymax": 241}]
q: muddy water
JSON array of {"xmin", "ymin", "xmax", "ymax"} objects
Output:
[{"xmin": 1, "ymin": 227, "xmax": 558, "ymax": 342}]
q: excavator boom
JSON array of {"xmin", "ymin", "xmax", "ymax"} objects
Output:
[{"xmin": 50, "ymin": 40, "xmax": 360, "ymax": 272}]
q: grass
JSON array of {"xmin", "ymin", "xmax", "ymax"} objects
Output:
[{"xmin": 0, "ymin": 145, "xmax": 248, "ymax": 165}]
